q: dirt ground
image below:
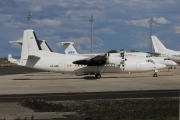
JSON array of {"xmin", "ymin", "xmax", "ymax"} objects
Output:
[
  {"xmin": 0, "ymin": 59, "xmax": 17, "ymax": 67},
  {"xmin": 20, "ymin": 98, "xmax": 179, "ymax": 120}
]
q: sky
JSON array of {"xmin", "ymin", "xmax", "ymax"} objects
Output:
[{"xmin": 0, "ymin": 0, "xmax": 180, "ymax": 57}]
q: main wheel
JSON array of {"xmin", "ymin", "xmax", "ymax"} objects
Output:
[
  {"xmin": 95, "ymin": 73, "xmax": 101, "ymax": 79},
  {"xmin": 153, "ymin": 73, "xmax": 157, "ymax": 77}
]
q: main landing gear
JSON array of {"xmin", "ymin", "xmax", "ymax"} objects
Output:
[
  {"xmin": 95, "ymin": 73, "xmax": 101, "ymax": 79},
  {"xmin": 153, "ymin": 70, "xmax": 158, "ymax": 77},
  {"xmin": 95, "ymin": 65, "xmax": 104, "ymax": 79},
  {"xmin": 153, "ymin": 73, "xmax": 157, "ymax": 77}
]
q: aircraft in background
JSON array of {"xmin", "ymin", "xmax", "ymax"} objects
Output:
[
  {"xmin": 152, "ymin": 36, "xmax": 180, "ymax": 64},
  {"xmin": 61, "ymin": 42, "xmax": 79, "ymax": 55},
  {"xmin": 60, "ymin": 42, "xmax": 151, "ymax": 57},
  {"xmin": 8, "ymin": 29, "xmax": 166, "ymax": 78},
  {"xmin": 60, "ymin": 42, "xmax": 177, "ymax": 67}
]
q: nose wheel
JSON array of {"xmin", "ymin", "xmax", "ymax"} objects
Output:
[{"xmin": 95, "ymin": 73, "xmax": 101, "ymax": 79}]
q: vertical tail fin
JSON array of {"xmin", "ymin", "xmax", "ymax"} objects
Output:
[
  {"xmin": 151, "ymin": 36, "xmax": 167, "ymax": 53},
  {"xmin": 21, "ymin": 29, "xmax": 42, "ymax": 59},
  {"xmin": 61, "ymin": 42, "xmax": 79, "ymax": 54},
  {"xmin": 10, "ymin": 39, "xmax": 52, "ymax": 52},
  {"xmin": 39, "ymin": 40, "xmax": 53, "ymax": 52}
]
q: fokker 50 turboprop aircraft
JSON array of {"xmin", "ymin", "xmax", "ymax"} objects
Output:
[
  {"xmin": 8, "ymin": 29, "xmax": 166, "ymax": 78},
  {"xmin": 152, "ymin": 36, "xmax": 180, "ymax": 64}
]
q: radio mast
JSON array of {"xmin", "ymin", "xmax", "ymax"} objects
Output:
[
  {"xmin": 26, "ymin": 11, "xmax": 32, "ymax": 29},
  {"xmin": 89, "ymin": 14, "xmax": 94, "ymax": 53},
  {"xmin": 149, "ymin": 17, "xmax": 154, "ymax": 55}
]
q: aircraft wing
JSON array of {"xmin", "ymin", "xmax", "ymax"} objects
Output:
[{"xmin": 73, "ymin": 54, "xmax": 107, "ymax": 66}]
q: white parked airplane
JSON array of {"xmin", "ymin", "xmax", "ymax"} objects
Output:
[
  {"xmin": 60, "ymin": 42, "xmax": 177, "ymax": 66},
  {"xmin": 8, "ymin": 29, "xmax": 166, "ymax": 78},
  {"xmin": 152, "ymin": 36, "xmax": 180, "ymax": 64},
  {"xmin": 10, "ymin": 38, "xmax": 177, "ymax": 68}
]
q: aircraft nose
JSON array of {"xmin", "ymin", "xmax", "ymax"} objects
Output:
[
  {"xmin": 171, "ymin": 61, "xmax": 177, "ymax": 66},
  {"xmin": 155, "ymin": 63, "xmax": 166, "ymax": 69}
]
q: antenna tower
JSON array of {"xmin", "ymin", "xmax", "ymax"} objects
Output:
[
  {"xmin": 89, "ymin": 14, "xmax": 94, "ymax": 53},
  {"xmin": 26, "ymin": 11, "xmax": 32, "ymax": 29},
  {"xmin": 149, "ymin": 17, "xmax": 154, "ymax": 56}
]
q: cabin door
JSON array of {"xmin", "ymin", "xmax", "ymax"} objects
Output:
[
  {"xmin": 136, "ymin": 63, "xmax": 141, "ymax": 70},
  {"xmin": 59, "ymin": 63, "xmax": 65, "ymax": 71}
]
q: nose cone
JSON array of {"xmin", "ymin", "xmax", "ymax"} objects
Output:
[
  {"xmin": 171, "ymin": 61, "xmax": 178, "ymax": 66},
  {"xmin": 155, "ymin": 63, "xmax": 166, "ymax": 69}
]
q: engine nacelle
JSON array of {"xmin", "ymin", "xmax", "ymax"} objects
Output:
[{"xmin": 106, "ymin": 56, "xmax": 122, "ymax": 66}]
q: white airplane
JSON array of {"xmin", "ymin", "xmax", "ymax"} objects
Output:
[
  {"xmin": 11, "ymin": 39, "xmax": 177, "ymax": 68},
  {"xmin": 60, "ymin": 42, "xmax": 177, "ymax": 66},
  {"xmin": 9, "ymin": 34, "xmax": 176, "ymax": 73},
  {"xmin": 8, "ymin": 29, "xmax": 167, "ymax": 78},
  {"xmin": 152, "ymin": 36, "xmax": 180, "ymax": 64}
]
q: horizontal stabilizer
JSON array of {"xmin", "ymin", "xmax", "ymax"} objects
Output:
[
  {"xmin": 8, "ymin": 54, "xmax": 19, "ymax": 64},
  {"xmin": 28, "ymin": 55, "xmax": 40, "ymax": 60},
  {"xmin": 9, "ymin": 40, "xmax": 23, "ymax": 45},
  {"xmin": 146, "ymin": 52, "xmax": 161, "ymax": 56}
]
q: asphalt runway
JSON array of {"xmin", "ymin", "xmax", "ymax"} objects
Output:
[
  {"xmin": 0, "ymin": 66, "xmax": 179, "ymax": 102},
  {"xmin": 0, "ymin": 90, "xmax": 179, "ymax": 103},
  {"xmin": 0, "ymin": 66, "xmax": 44, "ymax": 75}
]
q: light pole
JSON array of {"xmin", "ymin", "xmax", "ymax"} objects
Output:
[
  {"xmin": 89, "ymin": 14, "xmax": 94, "ymax": 53},
  {"xmin": 149, "ymin": 17, "xmax": 154, "ymax": 55},
  {"xmin": 26, "ymin": 11, "xmax": 32, "ymax": 29}
]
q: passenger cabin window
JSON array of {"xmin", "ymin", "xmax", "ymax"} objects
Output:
[{"xmin": 146, "ymin": 59, "xmax": 154, "ymax": 63}]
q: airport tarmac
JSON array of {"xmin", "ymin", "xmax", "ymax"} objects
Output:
[
  {"xmin": 0, "ymin": 66, "xmax": 179, "ymax": 119},
  {"xmin": 0, "ymin": 66, "xmax": 179, "ymax": 95}
]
